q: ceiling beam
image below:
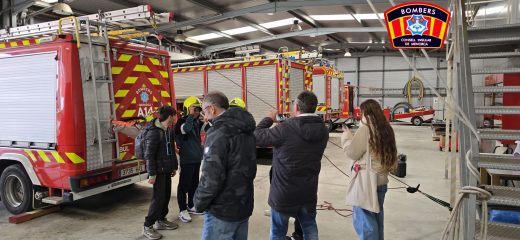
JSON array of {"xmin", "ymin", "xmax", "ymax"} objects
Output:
[
  {"xmin": 344, "ymin": 6, "xmax": 382, "ymax": 43},
  {"xmin": 202, "ymin": 27, "xmax": 387, "ymax": 55},
  {"xmin": 287, "ymin": 9, "xmax": 344, "ymax": 43},
  {"xmin": 149, "ymin": 0, "xmax": 438, "ymax": 32},
  {"xmin": 186, "ymin": 0, "xmax": 312, "ymax": 50}
]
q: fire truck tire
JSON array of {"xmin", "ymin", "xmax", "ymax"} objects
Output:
[
  {"xmin": 412, "ymin": 117, "xmax": 423, "ymax": 126},
  {"xmin": 0, "ymin": 164, "xmax": 33, "ymax": 214},
  {"xmin": 325, "ymin": 120, "xmax": 334, "ymax": 132}
]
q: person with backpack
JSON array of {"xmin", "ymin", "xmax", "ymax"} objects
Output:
[
  {"xmin": 174, "ymin": 96, "xmax": 204, "ymax": 223},
  {"xmin": 139, "ymin": 106, "xmax": 179, "ymax": 240}
]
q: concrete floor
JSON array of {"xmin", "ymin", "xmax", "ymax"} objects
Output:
[{"xmin": 0, "ymin": 124, "xmax": 451, "ymax": 240}]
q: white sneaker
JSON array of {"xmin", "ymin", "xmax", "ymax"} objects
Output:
[
  {"xmin": 179, "ymin": 210, "xmax": 192, "ymax": 223},
  {"xmin": 188, "ymin": 206, "xmax": 203, "ymax": 215},
  {"xmin": 264, "ymin": 209, "xmax": 271, "ymax": 216}
]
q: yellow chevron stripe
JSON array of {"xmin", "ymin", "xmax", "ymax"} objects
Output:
[
  {"xmin": 112, "ymin": 67, "xmax": 123, "ymax": 74},
  {"xmin": 115, "ymin": 90, "xmax": 129, "ymax": 98},
  {"xmin": 216, "ymin": 65, "xmax": 222, "ymax": 69},
  {"xmin": 233, "ymin": 63, "xmax": 241, "ymax": 68},
  {"xmin": 10, "ymin": 42, "xmax": 18, "ymax": 47},
  {"xmin": 65, "ymin": 152, "xmax": 85, "ymax": 164},
  {"xmin": 122, "ymin": 110, "xmax": 136, "ymax": 118},
  {"xmin": 35, "ymin": 38, "xmax": 41, "ymax": 44},
  {"xmin": 149, "ymin": 58, "xmax": 161, "ymax": 66},
  {"xmin": 51, "ymin": 151, "xmax": 65, "ymax": 164},
  {"xmin": 146, "ymin": 115, "xmax": 154, "ymax": 121},
  {"xmin": 153, "ymin": 96, "xmax": 158, "ymax": 102},
  {"xmin": 115, "ymin": 103, "xmax": 120, "ymax": 109},
  {"xmin": 131, "ymin": 97, "xmax": 137, "ymax": 104},
  {"xmin": 161, "ymin": 91, "xmax": 171, "ymax": 98},
  {"xmin": 253, "ymin": 62, "xmax": 260, "ymax": 66},
  {"xmin": 37, "ymin": 150, "xmax": 51, "ymax": 163},
  {"xmin": 149, "ymin": 78, "xmax": 161, "ymax": 85},
  {"xmin": 181, "ymin": 68, "xmax": 187, "ymax": 72},
  {"xmin": 134, "ymin": 65, "xmax": 151, "ymax": 72},
  {"xmin": 243, "ymin": 63, "xmax": 250, "ymax": 67},
  {"xmin": 160, "ymin": 71, "xmax": 169, "ymax": 78},
  {"xmin": 22, "ymin": 40, "xmax": 30, "ymax": 46},
  {"xmin": 224, "ymin": 64, "xmax": 231, "ymax": 69},
  {"xmin": 263, "ymin": 60, "xmax": 270, "ymax": 65},
  {"xmin": 24, "ymin": 150, "xmax": 37, "ymax": 162},
  {"xmin": 173, "ymin": 69, "xmax": 179, "ymax": 73},
  {"xmin": 118, "ymin": 54, "xmax": 133, "ymax": 62},
  {"xmin": 124, "ymin": 76, "xmax": 138, "ymax": 84},
  {"xmin": 120, "ymin": 151, "xmax": 127, "ymax": 159},
  {"xmin": 198, "ymin": 67, "xmax": 204, "ymax": 71}
]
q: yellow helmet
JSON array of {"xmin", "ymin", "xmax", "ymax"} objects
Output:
[
  {"xmin": 183, "ymin": 96, "xmax": 202, "ymax": 114},
  {"xmin": 229, "ymin": 97, "xmax": 246, "ymax": 109}
]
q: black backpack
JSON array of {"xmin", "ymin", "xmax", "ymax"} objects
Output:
[{"xmin": 135, "ymin": 125, "xmax": 164, "ymax": 160}]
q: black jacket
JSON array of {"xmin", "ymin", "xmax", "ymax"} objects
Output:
[
  {"xmin": 194, "ymin": 108, "xmax": 257, "ymax": 221},
  {"xmin": 255, "ymin": 115, "xmax": 328, "ymax": 215},
  {"xmin": 174, "ymin": 115, "xmax": 203, "ymax": 165},
  {"xmin": 145, "ymin": 119, "xmax": 178, "ymax": 176}
]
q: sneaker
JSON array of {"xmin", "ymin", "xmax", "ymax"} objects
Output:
[
  {"xmin": 291, "ymin": 232, "xmax": 304, "ymax": 240},
  {"xmin": 188, "ymin": 207, "xmax": 203, "ymax": 215},
  {"xmin": 142, "ymin": 226, "xmax": 162, "ymax": 240},
  {"xmin": 154, "ymin": 219, "xmax": 179, "ymax": 230},
  {"xmin": 179, "ymin": 210, "xmax": 192, "ymax": 223}
]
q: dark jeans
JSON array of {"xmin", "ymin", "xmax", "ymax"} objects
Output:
[
  {"xmin": 270, "ymin": 207, "xmax": 318, "ymax": 240},
  {"xmin": 269, "ymin": 167, "xmax": 303, "ymax": 237},
  {"xmin": 177, "ymin": 163, "xmax": 201, "ymax": 211},
  {"xmin": 201, "ymin": 211, "xmax": 249, "ymax": 240},
  {"xmin": 144, "ymin": 174, "xmax": 172, "ymax": 227}
]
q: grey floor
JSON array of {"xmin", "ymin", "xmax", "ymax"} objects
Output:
[{"xmin": 0, "ymin": 123, "xmax": 451, "ymax": 240}]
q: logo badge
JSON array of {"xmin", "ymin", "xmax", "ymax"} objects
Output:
[
  {"xmin": 384, "ymin": 2, "xmax": 451, "ymax": 49},
  {"xmin": 140, "ymin": 91, "xmax": 149, "ymax": 103}
]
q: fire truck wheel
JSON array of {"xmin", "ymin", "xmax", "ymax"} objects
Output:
[
  {"xmin": 412, "ymin": 117, "xmax": 423, "ymax": 126},
  {"xmin": 325, "ymin": 120, "xmax": 334, "ymax": 132},
  {"xmin": 0, "ymin": 164, "xmax": 33, "ymax": 214}
]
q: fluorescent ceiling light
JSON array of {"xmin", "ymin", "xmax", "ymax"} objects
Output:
[
  {"xmin": 354, "ymin": 13, "xmax": 385, "ymax": 20},
  {"xmin": 260, "ymin": 18, "xmax": 298, "ymax": 29},
  {"xmin": 311, "ymin": 14, "xmax": 354, "ymax": 21},
  {"xmin": 222, "ymin": 26, "xmax": 256, "ymax": 35},
  {"xmin": 188, "ymin": 33, "xmax": 221, "ymax": 41},
  {"xmin": 476, "ymin": 5, "xmax": 508, "ymax": 16}
]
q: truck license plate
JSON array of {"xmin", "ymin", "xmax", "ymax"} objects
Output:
[{"xmin": 120, "ymin": 165, "xmax": 145, "ymax": 177}]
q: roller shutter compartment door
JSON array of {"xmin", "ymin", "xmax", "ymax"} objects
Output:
[
  {"xmin": 0, "ymin": 52, "xmax": 57, "ymax": 144},
  {"xmin": 207, "ymin": 68, "xmax": 243, "ymax": 100},
  {"xmin": 246, "ymin": 65, "xmax": 277, "ymax": 123},
  {"xmin": 312, "ymin": 75, "xmax": 326, "ymax": 105},
  {"xmin": 173, "ymin": 71, "xmax": 205, "ymax": 98},
  {"xmin": 331, "ymin": 77, "xmax": 341, "ymax": 110},
  {"xmin": 289, "ymin": 67, "xmax": 304, "ymax": 103}
]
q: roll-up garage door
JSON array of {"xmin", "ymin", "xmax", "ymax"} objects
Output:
[
  {"xmin": 246, "ymin": 65, "xmax": 277, "ymax": 123},
  {"xmin": 207, "ymin": 68, "xmax": 243, "ymax": 100}
]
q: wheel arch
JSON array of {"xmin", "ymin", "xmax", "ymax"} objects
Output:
[{"xmin": 0, "ymin": 153, "xmax": 41, "ymax": 186}]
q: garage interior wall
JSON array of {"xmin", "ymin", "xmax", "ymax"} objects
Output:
[{"xmin": 335, "ymin": 56, "xmax": 447, "ymax": 108}]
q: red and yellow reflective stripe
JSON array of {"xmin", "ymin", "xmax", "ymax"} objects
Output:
[{"xmin": 22, "ymin": 150, "xmax": 85, "ymax": 164}]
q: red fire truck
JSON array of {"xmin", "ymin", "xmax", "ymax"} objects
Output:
[
  {"xmin": 312, "ymin": 66, "xmax": 347, "ymax": 131},
  {"xmin": 172, "ymin": 56, "xmax": 313, "ymax": 123},
  {"xmin": 0, "ymin": 6, "xmax": 174, "ymax": 214}
]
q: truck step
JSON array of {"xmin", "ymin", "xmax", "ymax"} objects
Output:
[
  {"xmin": 482, "ymin": 185, "xmax": 520, "ymax": 208},
  {"xmin": 478, "ymin": 129, "xmax": 520, "ymax": 141},
  {"xmin": 476, "ymin": 221, "xmax": 520, "ymax": 240},
  {"xmin": 473, "ymin": 86, "xmax": 520, "ymax": 93},
  {"xmin": 477, "ymin": 154, "xmax": 520, "ymax": 171},
  {"xmin": 475, "ymin": 106, "xmax": 520, "ymax": 115},
  {"xmin": 42, "ymin": 196, "xmax": 64, "ymax": 205}
]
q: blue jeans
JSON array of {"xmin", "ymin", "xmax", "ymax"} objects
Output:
[
  {"xmin": 201, "ymin": 211, "xmax": 249, "ymax": 240},
  {"xmin": 270, "ymin": 207, "xmax": 318, "ymax": 240},
  {"xmin": 353, "ymin": 185, "xmax": 388, "ymax": 240}
]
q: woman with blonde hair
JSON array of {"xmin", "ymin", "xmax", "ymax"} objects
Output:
[{"xmin": 341, "ymin": 99, "xmax": 397, "ymax": 240}]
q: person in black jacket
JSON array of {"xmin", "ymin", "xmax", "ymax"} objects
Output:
[
  {"xmin": 255, "ymin": 91, "xmax": 329, "ymax": 240},
  {"xmin": 174, "ymin": 96, "xmax": 204, "ymax": 223},
  {"xmin": 142, "ymin": 106, "xmax": 179, "ymax": 240},
  {"xmin": 194, "ymin": 91, "xmax": 257, "ymax": 240}
]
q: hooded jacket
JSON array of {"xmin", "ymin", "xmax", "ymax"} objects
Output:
[
  {"xmin": 174, "ymin": 115, "xmax": 203, "ymax": 165},
  {"xmin": 255, "ymin": 114, "xmax": 329, "ymax": 215},
  {"xmin": 145, "ymin": 119, "xmax": 178, "ymax": 177},
  {"xmin": 193, "ymin": 108, "xmax": 257, "ymax": 221}
]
